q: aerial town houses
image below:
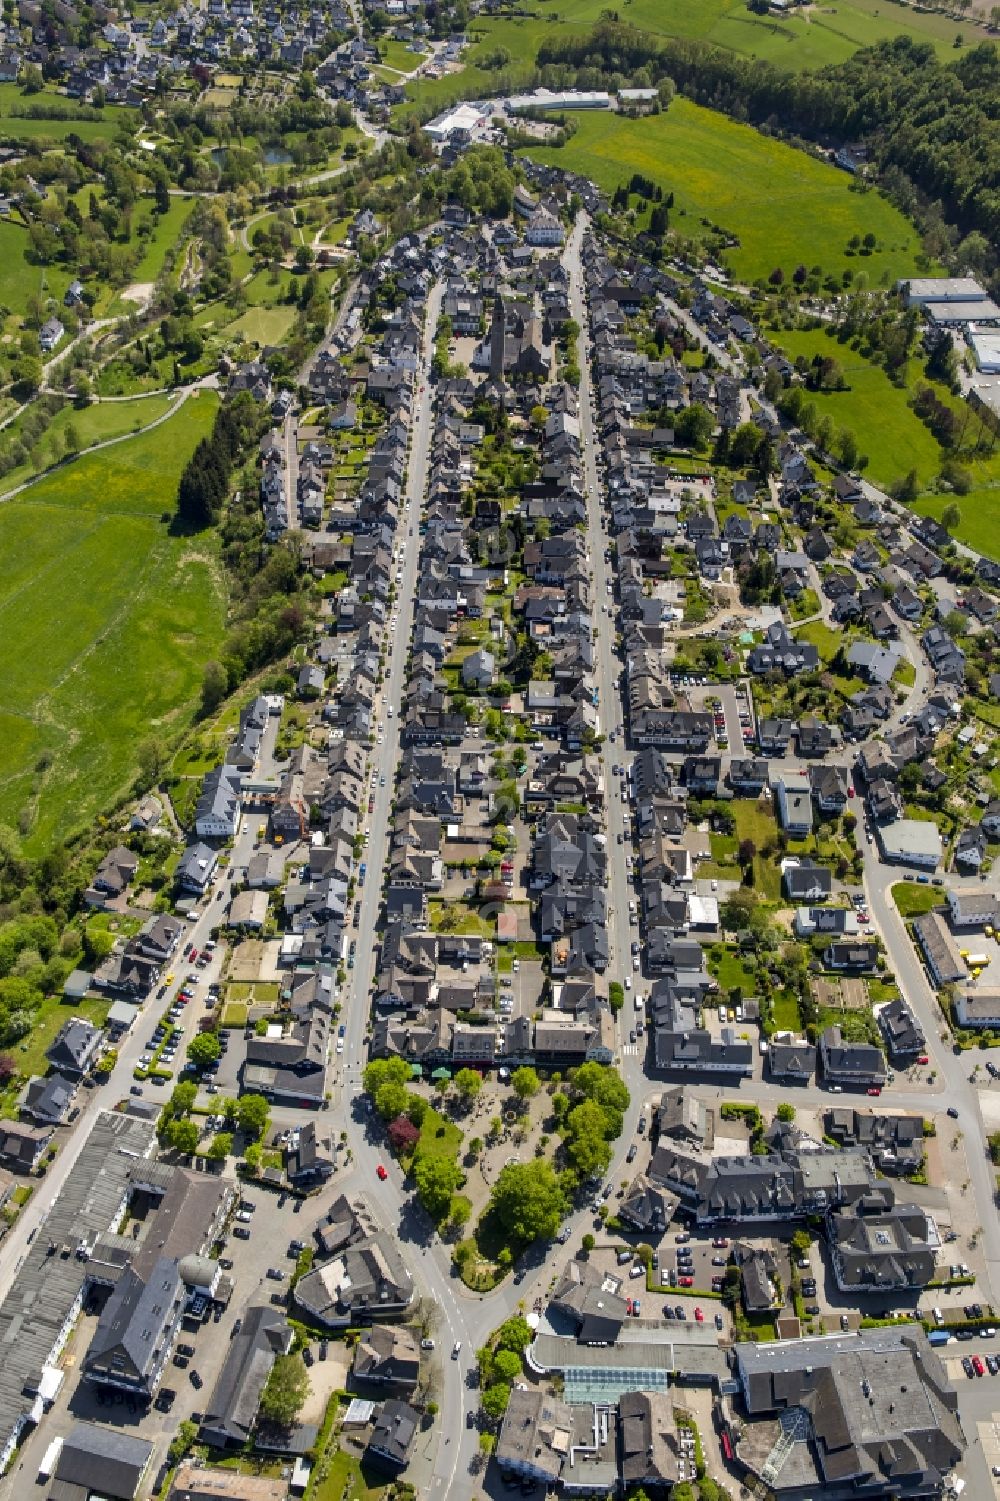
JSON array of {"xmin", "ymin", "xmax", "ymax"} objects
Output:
[{"xmin": 2, "ymin": 91, "xmax": 998, "ymax": 1494}]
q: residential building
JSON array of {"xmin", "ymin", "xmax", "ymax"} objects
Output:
[
  {"xmin": 496, "ymin": 1387, "xmax": 575, "ymax": 1488},
  {"xmin": 947, "ymin": 889, "xmax": 999, "ymax": 929},
  {"xmin": 366, "ymin": 1399, "xmax": 419, "ymax": 1473},
  {"xmin": 878, "ymin": 996, "xmax": 925, "ymax": 1061},
  {"xmin": 176, "ymin": 842, "xmax": 219, "ymax": 894},
  {"xmin": 819, "ymin": 1025, "xmax": 886, "ymax": 1089},
  {"xmin": 195, "ymin": 764, "xmax": 242, "ymax": 840},
  {"xmin": 352, "ymin": 1325, "xmax": 420, "ymax": 1389},
  {"xmin": 549, "ymin": 1259, "xmax": 627, "ymax": 1344},
  {"xmin": 775, "ymin": 769, "xmax": 813, "ymax": 834},
  {"xmin": 293, "ymin": 1226, "xmax": 413, "ymax": 1327},
  {"xmin": 45, "ymin": 1016, "xmax": 102, "ymax": 1076},
  {"xmin": 767, "ymin": 1040, "xmax": 816, "ymax": 1083},
  {"xmin": 827, "ymin": 1200, "xmax": 936, "ymax": 1292},
  {"xmin": 83, "ymin": 1256, "xmax": 185, "ymax": 1399},
  {"xmin": 782, "ymin": 860, "xmax": 833, "ymax": 902},
  {"xmin": 955, "ymin": 989, "xmax": 1000, "ymax": 1028}
]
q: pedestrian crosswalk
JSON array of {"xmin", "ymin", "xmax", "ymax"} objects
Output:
[{"xmin": 621, "ymin": 1044, "xmax": 641, "ymax": 1057}]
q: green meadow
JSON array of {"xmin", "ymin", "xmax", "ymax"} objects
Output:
[
  {"xmin": 526, "ymin": 100, "xmax": 925, "ymax": 284},
  {"xmin": 0, "ymin": 395, "xmax": 226, "ymax": 850}
]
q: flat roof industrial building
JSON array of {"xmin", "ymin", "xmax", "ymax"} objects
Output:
[
  {"xmin": 506, "ymin": 89, "xmax": 611, "ymax": 113},
  {"xmin": 902, "ymin": 276, "xmax": 988, "ymax": 304},
  {"xmin": 876, "ymin": 818, "xmax": 942, "ymax": 868}
]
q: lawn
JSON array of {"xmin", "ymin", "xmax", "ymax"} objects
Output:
[
  {"xmin": 310, "ymin": 1449, "xmax": 386, "ymax": 1501},
  {"xmin": 0, "ymin": 105, "xmax": 127, "ymax": 141},
  {"xmin": 768, "ymin": 326, "xmax": 1000, "ymax": 559},
  {"xmin": 891, "ymin": 882, "xmax": 941, "ymax": 918},
  {"xmin": 709, "ymin": 799, "xmax": 781, "ymax": 897},
  {"xmin": 794, "ymin": 618, "xmax": 846, "ymax": 664},
  {"xmin": 771, "ymin": 991, "xmax": 803, "ymax": 1031},
  {"xmin": 708, "ymin": 944, "xmax": 757, "ymax": 995},
  {"xmin": 228, "ymin": 304, "xmax": 298, "ymax": 345},
  {"xmin": 0, "ymin": 395, "xmax": 225, "ymax": 851},
  {"xmin": 525, "ymin": 100, "xmax": 926, "ymax": 285},
  {"xmin": 377, "ymin": 37, "xmax": 427, "ymax": 72},
  {"xmin": 410, "ymin": 1105, "xmax": 463, "ymax": 1181}
]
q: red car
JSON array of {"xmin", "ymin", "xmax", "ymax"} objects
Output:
[
  {"xmin": 626, "ymin": 1298, "xmax": 633, "ymax": 1315},
  {"xmin": 376, "ymin": 1164, "xmax": 388, "ymax": 1181},
  {"xmin": 678, "ymin": 1275, "xmax": 694, "ymax": 1287},
  {"xmin": 918, "ymin": 1054, "xmax": 929, "ymax": 1065},
  {"xmin": 973, "ymin": 1355, "xmax": 985, "ymax": 1377},
  {"xmin": 867, "ymin": 1087, "xmax": 882, "ymax": 1097},
  {"xmin": 694, "ymin": 1307, "xmax": 704, "ymax": 1322}
]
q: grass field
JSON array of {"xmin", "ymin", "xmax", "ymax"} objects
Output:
[
  {"xmin": 0, "ymin": 394, "xmax": 225, "ymax": 851},
  {"xmin": 377, "ymin": 38, "xmax": 427, "ymax": 72},
  {"xmin": 0, "ymin": 394, "xmax": 176, "ymax": 496},
  {"xmin": 891, "ymin": 882, "xmax": 941, "ymax": 918},
  {"xmin": 131, "ymin": 198, "xmax": 196, "ymax": 284},
  {"xmin": 0, "ymin": 86, "xmax": 127, "ymax": 141},
  {"xmin": 769, "ymin": 326, "xmax": 1000, "ymax": 559},
  {"xmin": 525, "ymin": 101, "xmax": 925, "ymax": 284},
  {"xmin": 228, "ymin": 304, "xmax": 298, "ymax": 344},
  {"xmin": 0, "ymin": 220, "xmax": 74, "ymax": 321}
]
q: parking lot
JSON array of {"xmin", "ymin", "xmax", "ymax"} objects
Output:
[{"xmin": 684, "ymin": 680, "xmax": 753, "ymax": 753}]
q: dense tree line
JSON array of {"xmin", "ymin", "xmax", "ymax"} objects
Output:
[
  {"xmin": 176, "ymin": 391, "xmax": 259, "ymax": 528},
  {"xmin": 537, "ymin": 25, "xmax": 1000, "ymax": 272}
]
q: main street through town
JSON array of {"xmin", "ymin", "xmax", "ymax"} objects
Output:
[{"xmin": 323, "ymin": 216, "xmax": 1000, "ymax": 1493}]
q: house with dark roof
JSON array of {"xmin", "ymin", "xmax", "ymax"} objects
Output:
[
  {"xmin": 824, "ymin": 1108, "xmax": 925, "ymax": 1176},
  {"xmin": 496, "ymin": 1388, "xmax": 575, "ymax": 1488},
  {"xmin": 878, "ymin": 996, "xmax": 925, "ymax": 1062},
  {"xmin": 828, "ymin": 1199, "xmax": 936, "ymax": 1292},
  {"xmin": 45, "ymin": 1016, "xmax": 103, "ymax": 1076},
  {"xmin": 366, "ymin": 1399, "xmax": 419, "ymax": 1474},
  {"xmin": 20, "ymin": 1071, "xmax": 75, "ymax": 1125},
  {"xmin": 549, "ymin": 1258, "xmax": 627, "ymax": 1344},
  {"xmin": 618, "ymin": 1390, "xmax": 681, "ymax": 1490},
  {"xmin": 782, "ymin": 859, "xmax": 832, "ymax": 902},
  {"xmin": 294, "ymin": 1226, "xmax": 413, "ymax": 1327},
  {"xmin": 0, "ymin": 1120, "xmax": 51, "ymax": 1172},
  {"xmin": 176, "ymin": 842, "xmax": 219, "ymax": 895},
  {"xmin": 83, "ymin": 1256, "xmax": 185, "ymax": 1399},
  {"xmin": 822, "ymin": 941, "xmax": 880, "ymax": 972},
  {"xmin": 86, "ymin": 844, "xmax": 139, "ymax": 903},
  {"xmin": 767, "ymin": 1040, "xmax": 816, "ymax": 1084},
  {"xmin": 199, "ymin": 1307, "xmax": 293, "ymax": 1449},
  {"xmin": 819, "ymin": 1025, "xmax": 886, "ymax": 1088},
  {"xmin": 55, "ymin": 1423, "xmax": 153, "ymax": 1500}
]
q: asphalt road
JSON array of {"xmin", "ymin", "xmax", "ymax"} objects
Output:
[{"xmin": 326, "ymin": 280, "xmax": 484, "ymax": 1497}]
